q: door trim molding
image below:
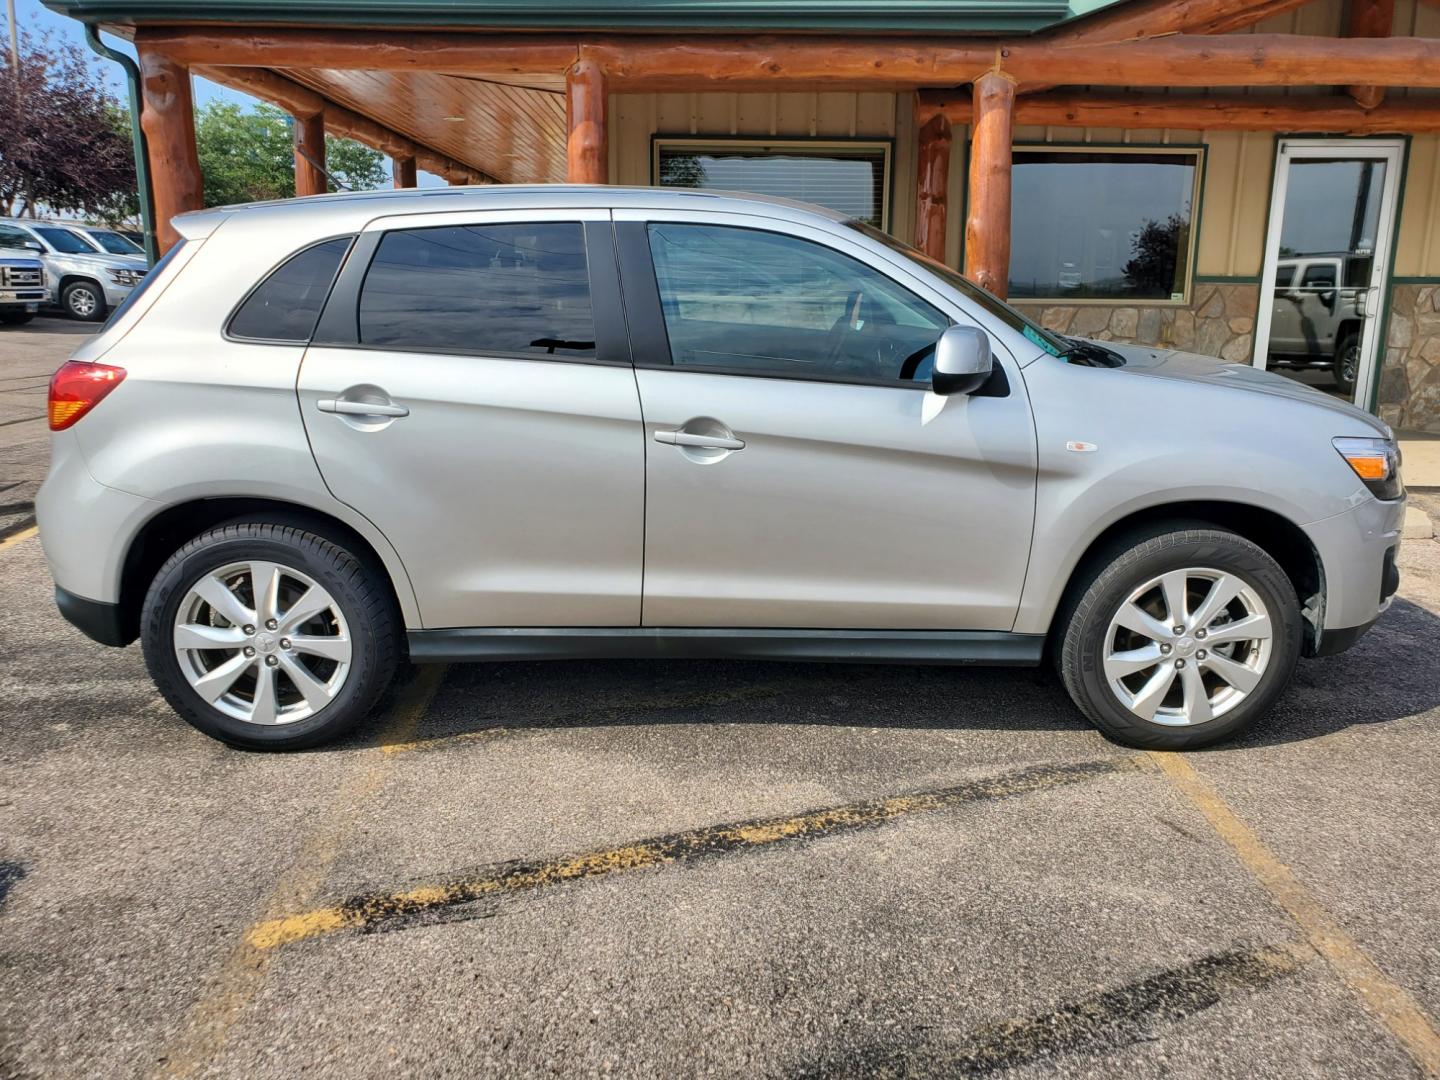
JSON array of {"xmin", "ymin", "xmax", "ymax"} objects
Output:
[{"xmin": 407, "ymin": 627, "xmax": 1045, "ymax": 666}]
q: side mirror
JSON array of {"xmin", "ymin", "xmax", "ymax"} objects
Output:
[
  {"xmin": 931, "ymin": 325, "xmax": 993, "ymax": 396},
  {"xmin": 23, "ymin": 241, "xmax": 42, "ymax": 252}
]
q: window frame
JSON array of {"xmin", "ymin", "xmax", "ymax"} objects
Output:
[
  {"xmin": 224, "ymin": 234, "xmax": 357, "ymax": 346},
  {"xmin": 311, "ymin": 209, "xmax": 631, "ymax": 369},
  {"xmin": 614, "ymin": 215, "xmax": 1013, "ymax": 394},
  {"xmin": 1008, "ymin": 142, "xmax": 1207, "ymax": 308},
  {"xmin": 651, "ymin": 136, "xmax": 894, "ymax": 233}
]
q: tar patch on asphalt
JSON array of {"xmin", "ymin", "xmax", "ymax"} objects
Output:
[
  {"xmin": 246, "ymin": 756, "xmax": 1139, "ymax": 949},
  {"xmin": 793, "ymin": 942, "xmax": 1310, "ymax": 1078},
  {"xmin": 0, "ymin": 861, "xmax": 26, "ymax": 910}
]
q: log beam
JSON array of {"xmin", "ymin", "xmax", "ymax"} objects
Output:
[
  {"xmin": 965, "ymin": 73, "xmax": 1015, "ymax": 299},
  {"xmin": 917, "ymin": 89, "xmax": 1440, "ymax": 133},
  {"xmin": 137, "ymin": 47, "xmax": 203, "ymax": 254},
  {"xmin": 293, "ymin": 112, "xmax": 326, "ymax": 196},
  {"xmin": 915, "ymin": 110, "xmax": 951, "ymax": 264},
  {"xmin": 565, "ymin": 58, "xmax": 608, "ymax": 184},
  {"xmin": 1054, "ymin": 0, "xmax": 1314, "ymax": 44},
  {"xmin": 393, "ymin": 155, "xmax": 417, "ymax": 189},
  {"xmin": 1346, "ymin": 0, "xmax": 1395, "ymax": 110}
]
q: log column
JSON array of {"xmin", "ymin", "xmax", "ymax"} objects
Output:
[
  {"xmin": 393, "ymin": 155, "xmax": 417, "ymax": 189},
  {"xmin": 294, "ymin": 112, "xmax": 326, "ymax": 196},
  {"xmin": 915, "ymin": 110, "xmax": 952, "ymax": 264},
  {"xmin": 1346, "ymin": 0, "xmax": 1394, "ymax": 110},
  {"xmin": 137, "ymin": 48, "xmax": 203, "ymax": 255},
  {"xmin": 566, "ymin": 58, "xmax": 608, "ymax": 184},
  {"xmin": 965, "ymin": 72, "xmax": 1016, "ymax": 298}
]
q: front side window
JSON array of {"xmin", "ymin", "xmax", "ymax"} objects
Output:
[
  {"xmin": 1009, "ymin": 147, "xmax": 1203, "ymax": 303},
  {"xmin": 229, "ymin": 236, "xmax": 352, "ymax": 342},
  {"xmin": 34, "ymin": 227, "xmax": 99, "ymax": 255},
  {"xmin": 647, "ymin": 223, "xmax": 947, "ymax": 384},
  {"xmin": 88, "ymin": 229, "xmax": 144, "ymax": 256},
  {"xmin": 358, "ymin": 222, "xmax": 595, "ymax": 358},
  {"xmin": 655, "ymin": 140, "xmax": 890, "ymax": 228},
  {"xmin": 0, "ymin": 225, "xmax": 35, "ymax": 250}
]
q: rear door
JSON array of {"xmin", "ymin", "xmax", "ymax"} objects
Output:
[
  {"xmin": 298, "ymin": 208, "xmax": 644, "ymax": 629},
  {"xmin": 616, "ymin": 211, "xmax": 1037, "ymax": 631}
]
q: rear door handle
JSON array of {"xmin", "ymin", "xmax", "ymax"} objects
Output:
[
  {"xmin": 654, "ymin": 429, "xmax": 745, "ymax": 451},
  {"xmin": 317, "ymin": 398, "xmax": 409, "ymax": 418}
]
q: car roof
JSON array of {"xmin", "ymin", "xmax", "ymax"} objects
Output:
[{"xmin": 174, "ymin": 185, "xmax": 852, "ymax": 241}]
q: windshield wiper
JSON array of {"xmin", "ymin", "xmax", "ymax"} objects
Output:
[{"xmin": 1060, "ymin": 337, "xmax": 1126, "ymax": 368}]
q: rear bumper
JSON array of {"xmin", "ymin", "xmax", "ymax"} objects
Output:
[{"xmin": 55, "ymin": 585, "xmax": 132, "ymax": 647}]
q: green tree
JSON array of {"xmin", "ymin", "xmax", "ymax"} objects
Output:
[{"xmin": 195, "ymin": 102, "xmax": 386, "ymax": 207}]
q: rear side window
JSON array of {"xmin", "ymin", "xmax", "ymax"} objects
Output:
[
  {"xmin": 357, "ymin": 222, "xmax": 596, "ymax": 358},
  {"xmin": 228, "ymin": 236, "xmax": 352, "ymax": 342}
]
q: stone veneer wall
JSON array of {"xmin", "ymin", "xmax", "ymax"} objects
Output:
[
  {"xmin": 1377, "ymin": 284, "xmax": 1440, "ymax": 435},
  {"xmin": 1013, "ymin": 283, "xmax": 1261, "ymax": 363}
]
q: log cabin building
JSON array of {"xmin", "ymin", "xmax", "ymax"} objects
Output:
[{"xmin": 46, "ymin": 0, "xmax": 1440, "ymax": 433}]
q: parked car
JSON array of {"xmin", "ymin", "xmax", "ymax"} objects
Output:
[
  {"xmin": 0, "ymin": 218, "xmax": 147, "ymax": 322},
  {"xmin": 36, "ymin": 188, "xmax": 1405, "ymax": 752},
  {"xmin": 78, "ymin": 225, "xmax": 147, "ymax": 258},
  {"xmin": 0, "ymin": 242, "xmax": 47, "ymax": 325},
  {"xmin": 1266, "ymin": 252, "xmax": 1372, "ymax": 395}
]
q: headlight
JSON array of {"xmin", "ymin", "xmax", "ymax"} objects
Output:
[
  {"xmin": 106, "ymin": 268, "xmax": 140, "ymax": 287},
  {"xmin": 1333, "ymin": 436, "xmax": 1403, "ymax": 500}
]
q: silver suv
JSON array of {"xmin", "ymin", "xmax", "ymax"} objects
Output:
[
  {"xmin": 35, "ymin": 188, "xmax": 1406, "ymax": 751},
  {"xmin": 0, "ymin": 219, "xmax": 147, "ymax": 322}
]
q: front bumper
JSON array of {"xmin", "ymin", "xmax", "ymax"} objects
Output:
[{"xmin": 1305, "ymin": 495, "xmax": 1405, "ymax": 656}]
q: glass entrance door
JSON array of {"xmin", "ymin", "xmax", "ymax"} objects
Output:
[{"xmin": 1254, "ymin": 140, "xmax": 1403, "ymax": 409}]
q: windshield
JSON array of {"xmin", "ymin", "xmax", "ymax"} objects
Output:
[
  {"xmin": 844, "ymin": 219, "xmax": 1069, "ymax": 357},
  {"xmin": 87, "ymin": 229, "xmax": 143, "ymax": 255},
  {"xmin": 34, "ymin": 227, "xmax": 101, "ymax": 254}
]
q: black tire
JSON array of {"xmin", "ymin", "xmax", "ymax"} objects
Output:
[
  {"xmin": 1332, "ymin": 331, "xmax": 1359, "ymax": 396},
  {"xmin": 141, "ymin": 522, "xmax": 399, "ymax": 750},
  {"xmin": 61, "ymin": 280, "xmax": 106, "ymax": 322},
  {"xmin": 1058, "ymin": 525, "xmax": 1303, "ymax": 750},
  {"xmin": 0, "ymin": 309, "xmax": 35, "ymax": 325}
]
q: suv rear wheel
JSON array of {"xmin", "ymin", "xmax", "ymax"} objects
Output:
[
  {"xmin": 141, "ymin": 522, "xmax": 398, "ymax": 750},
  {"xmin": 1333, "ymin": 330, "xmax": 1360, "ymax": 396},
  {"xmin": 1059, "ymin": 526, "xmax": 1302, "ymax": 750},
  {"xmin": 61, "ymin": 279, "xmax": 106, "ymax": 322}
]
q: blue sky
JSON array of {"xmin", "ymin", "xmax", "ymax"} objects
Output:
[{"xmin": 8, "ymin": 0, "xmax": 444, "ymax": 185}]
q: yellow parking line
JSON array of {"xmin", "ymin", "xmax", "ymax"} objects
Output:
[
  {"xmin": 1149, "ymin": 751, "xmax": 1440, "ymax": 1078},
  {"xmin": 154, "ymin": 665, "xmax": 448, "ymax": 1080},
  {"xmin": 0, "ymin": 524, "xmax": 38, "ymax": 552}
]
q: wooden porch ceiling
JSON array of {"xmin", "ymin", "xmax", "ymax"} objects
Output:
[{"xmin": 280, "ymin": 68, "xmax": 567, "ymax": 182}]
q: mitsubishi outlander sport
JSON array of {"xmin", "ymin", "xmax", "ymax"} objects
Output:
[{"xmin": 36, "ymin": 188, "xmax": 1406, "ymax": 751}]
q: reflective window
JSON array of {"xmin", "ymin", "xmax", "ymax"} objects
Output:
[
  {"xmin": 34, "ymin": 227, "xmax": 99, "ymax": 254},
  {"xmin": 655, "ymin": 141, "xmax": 889, "ymax": 228},
  {"xmin": 229, "ymin": 237, "xmax": 352, "ymax": 343},
  {"xmin": 87, "ymin": 229, "xmax": 144, "ymax": 256},
  {"xmin": 0, "ymin": 225, "xmax": 34, "ymax": 249},
  {"xmin": 1009, "ymin": 148, "xmax": 1202, "ymax": 303},
  {"xmin": 1301, "ymin": 263, "xmax": 1337, "ymax": 289},
  {"xmin": 359, "ymin": 223, "xmax": 595, "ymax": 358},
  {"xmin": 647, "ymin": 223, "xmax": 948, "ymax": 383}
]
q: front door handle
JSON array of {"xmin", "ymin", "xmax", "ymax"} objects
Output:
[
  {"xmin": 317, "ymin": 398, "xmax": 409, "ymax": 419},
  {"xmin": 654, "ymin": 429, "xmax": 745, "ymax": 451}
]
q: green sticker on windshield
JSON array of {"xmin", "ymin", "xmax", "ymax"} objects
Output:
[{"xmin": 1024, "ymin": 325, "xmax": 1064, "ymax": 357}]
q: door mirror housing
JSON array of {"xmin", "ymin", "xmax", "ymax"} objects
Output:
[
  {"xmin": 931, "ymin": 325, "xmax": 994, "ymax": 396},
  {"xmin": 23, "ymin": 241, "xmax": 43, "ymax": 252}
]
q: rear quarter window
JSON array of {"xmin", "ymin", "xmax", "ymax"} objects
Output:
[{"xmin": 228, "ymin": 236, "xmax": 353, "ymax": 343}]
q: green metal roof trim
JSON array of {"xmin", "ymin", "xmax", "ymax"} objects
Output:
[{"xmin": 44, "ymin": 0, "xmax": 1089, "ymax": 34}]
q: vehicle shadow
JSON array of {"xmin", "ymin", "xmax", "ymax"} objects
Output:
[{"xmin": 352, "ymin": 598, "xmax": 1440, "ymax": 752}]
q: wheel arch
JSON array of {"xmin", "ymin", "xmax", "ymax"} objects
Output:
[
  {"xmin": 1044, "ymin": 500, "xmax": 1326, "ymax": 658},
  {"xmin": 114, "ymin": 497, "xmax": 415, "ymax": 646}
]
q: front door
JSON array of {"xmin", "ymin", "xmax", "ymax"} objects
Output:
[
  {"xmin": 1254, "ymin": 139, "xmax": 1403, "ymax": 409},
  {"xmin": 616, "ymin": 212, "xmax": 1037, "ymax": 631},
  {"xmin": 299, "ymin": 209, "xmax": 644, "ymax": 629}
]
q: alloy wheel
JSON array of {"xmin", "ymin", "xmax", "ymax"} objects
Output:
[
  {"xmin": 172, "ymin": 561, "xmax": 352, "ymax": 726},
  {"xmin": 1102, "ymin": 567, "xmax": 1272, "ymax": 727},
  {"xmin": 67, "ymin": 287, "xmax": 98, "ymax": 318}
]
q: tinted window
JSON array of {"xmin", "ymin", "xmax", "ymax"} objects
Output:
[
  {"xmin": 34, "ymin": 227, "xmax": 98, "ymax": 254},
  {"xmin": 1302, "ymin": 264, "xmax": 1337, "ymax": 289},
  {"xmin": 88, "ymin": 229, "xmax": 144, "ymax": 255},
  {"xmin": 647, "ymin": 223, "xmax": 947, "ymax": 383},
  {"xmin": 0, "ymin": 225, "xmax": 35, "ymax": 249},
  {"xmin": 229, "ymin": 237, "xmax": 352, "ymax": 342},
  {"xmin": 1009, "ymin": 149, "xmax": 1200, "ymax": 302},
  {"xmin": 358, "ymin": 222, "xmax": 595, "ymax": 358},
  {"xmin": 1274, "ymin": 264, "xmax": 1296, "ymax": 289}
]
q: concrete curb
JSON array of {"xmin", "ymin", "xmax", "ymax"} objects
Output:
[{"xmin": 1403, "ymin": 505, "xmax": 1435, "ymax": 540}]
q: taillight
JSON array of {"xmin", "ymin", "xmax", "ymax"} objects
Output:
[{"xmin": 48, "ymin": 361, "xmax": 126, "ymax": 431}]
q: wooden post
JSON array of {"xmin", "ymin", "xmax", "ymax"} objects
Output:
[
  {"xmin": 137, "ymin": 48, "xmax": 202, "ymax": 255},
  {"xmin": 1346, "ymin": 0, "xmax": 1394, "ymax": 110},
  {"xmin": 566, "ymin": 58, "xmax": 608, "ymax": 184},
  {"xmin": 915, "ymin": 110, "xmax": 952, "ymax": 264},
  {"xmin": 965, "ymin": 72, "xmax": 1015, "ymax": 298},
  {"xmin": 393, "ymin": 155, "xmax": 417, "ymax": 189},
  {"xmin": 294, "ymin": 112, "xmax": 326, "ymax": 196}
]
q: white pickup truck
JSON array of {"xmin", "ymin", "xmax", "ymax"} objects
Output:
[{"xmin": 0, "ymin": 245, "xmax": 47, "ymax": 326}]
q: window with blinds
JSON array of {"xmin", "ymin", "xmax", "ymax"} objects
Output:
[{"xmin": 654, "ymin": 140, "xmax": 891, "ymax": 229}]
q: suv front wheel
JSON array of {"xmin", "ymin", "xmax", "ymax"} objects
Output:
[
  {"xmin": 141, "ymin": 522, "xmax": 399, "ymax": 750},
  {"xmin": 1059, "ymin": 526, "xmax": 1303, "ymax": 750},
  {"xmin": 61, "ymin": 279, "xmax": 107, "ymax": 322}
]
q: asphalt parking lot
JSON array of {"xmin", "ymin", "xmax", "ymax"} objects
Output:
[{"xmin": 3, "ymin": 320, "xmax": 1440, "ymax": 1079}]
